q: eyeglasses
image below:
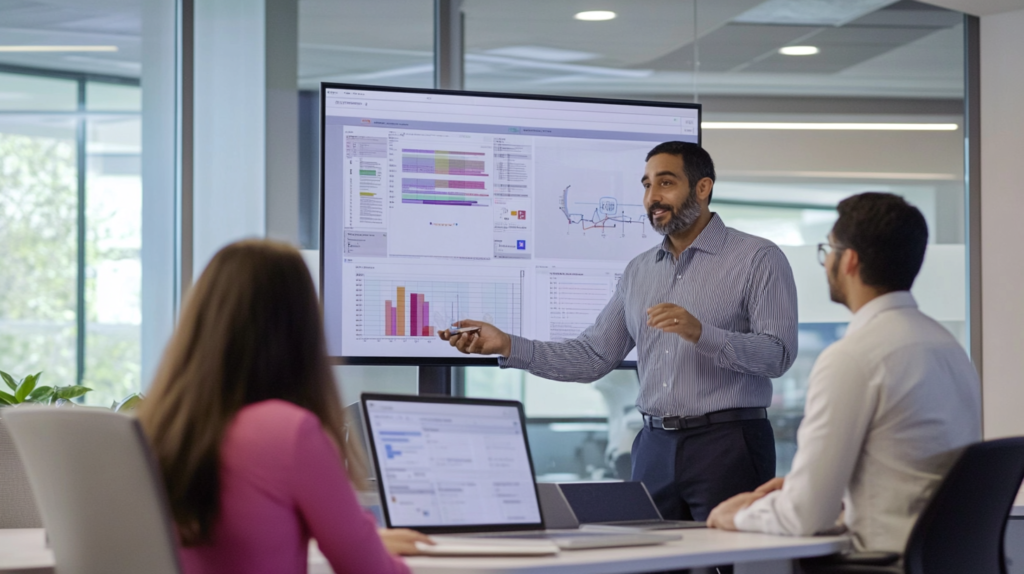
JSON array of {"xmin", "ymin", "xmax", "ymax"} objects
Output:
[{"xmin": 816, "ymin": 242, "xmax": 843, "ymax": 266}]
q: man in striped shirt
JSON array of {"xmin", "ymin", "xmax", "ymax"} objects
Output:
[{"xmin": 440, "ymin": 141, "xmax": 799, "ymax": 521}]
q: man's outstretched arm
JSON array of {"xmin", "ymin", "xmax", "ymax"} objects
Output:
[{"xmin": 439, "ymin": 287, "xmax": 635, "ymax": 383}]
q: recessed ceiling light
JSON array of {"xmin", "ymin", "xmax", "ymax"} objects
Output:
[
  {"xmin": 779, "ymin": 46, "xmax": 819, "ymax": 56},
  {"xmin": 0, "ymin": 46, "xmax": 118, "ymax": 53},
  {"xmin": 574, "ymin": 10, "xmax": 616, "ymax": 21}
]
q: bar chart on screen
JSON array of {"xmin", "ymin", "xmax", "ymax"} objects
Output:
[{"xmin": 356, "ymin": 274, "xmax": 523, "ymax": 341}]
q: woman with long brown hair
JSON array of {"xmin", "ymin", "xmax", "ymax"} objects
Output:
[{"xmin": 138, "ymin": 239, "xmax": 429, "ymax": 574}]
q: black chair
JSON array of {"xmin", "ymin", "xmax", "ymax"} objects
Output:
[{"xmin": 800, "ymin": 437, "xmax": 1024, "ymax": 574}]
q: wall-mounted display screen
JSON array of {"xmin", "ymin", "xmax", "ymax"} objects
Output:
[{"xmin": 320, "ymin": 83, "xmax": 700, "ymax": 363}]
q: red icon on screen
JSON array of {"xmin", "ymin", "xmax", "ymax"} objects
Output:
[{"xmin": 518, "ymin": 211, "xmax": 526, "ymax": 220}]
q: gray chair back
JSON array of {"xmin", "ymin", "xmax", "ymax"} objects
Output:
[
  {"xmin": 3, "ymin": 407, "xmax": 181, "ymax": 574},
  {"xmin": 0, "ymin": 416, "xmax": 42, "ymax": 528}
]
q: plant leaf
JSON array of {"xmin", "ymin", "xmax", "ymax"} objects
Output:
[
  {"xmin": 0, "ymin": 391, "xmax": 15, "ymax": 405},
  {"xmin": 0, "ymin": 370, "xmax": 16, "ymax": 392},
  {"xmin": 26, "ymin": 386, "xmax": 53, "ymax": 403},
  {"xmin": 15, "ymin": 373, "xmax": 39, "ymax": 402},
  {"xmin": 55, "ymin": 386, "xmax": 92, "ymax": 400}
]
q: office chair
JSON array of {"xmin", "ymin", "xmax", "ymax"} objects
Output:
[
  {"xmin": 0, "ymin": 417, "xmax": 42, "ymax": 528},
  {"xmin": 3, "ymin": 407, "xmax": 181, "ymax": 574},
  {"xmin": 799, "ymin": 437, "xmax": 1024, "ymax": 574}
]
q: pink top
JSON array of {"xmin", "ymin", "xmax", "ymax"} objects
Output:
[{"xmin": 179, "ymin": 400, "xmax": 410, "ymax": 574}]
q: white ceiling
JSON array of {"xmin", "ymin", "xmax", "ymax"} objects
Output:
[
  {"xmin": 0, "ymin": 0, "xmax": 971, "ymax": 101},
  {"xmin": 920, "ymin": 0, "xmax": 1024, "ymax": 15}
]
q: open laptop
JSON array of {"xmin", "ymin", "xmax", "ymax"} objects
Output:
[
  {"xmin": 361, "ymin": 393, "xmax": 679, "ymax": 552},
  {"xmin": 558, "ymin": 481, "xmax": 706, "ymax": 530}
]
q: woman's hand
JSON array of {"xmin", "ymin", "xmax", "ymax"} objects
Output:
[{"xmin": 378, "ymin": 528, "xmax": 434, "ymax": 556}]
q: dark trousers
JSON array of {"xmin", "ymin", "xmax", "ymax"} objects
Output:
[{"xmin": 631, "ymin": 418, "xmax": 776, "ymax": 521}]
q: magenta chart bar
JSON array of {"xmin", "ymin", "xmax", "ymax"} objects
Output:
[{"xmin": 410, "ymin": 293, "xmax": 420, "ymax": 337}]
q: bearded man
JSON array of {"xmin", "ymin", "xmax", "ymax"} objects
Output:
[{"xmin": 440, "ymin": 141, "xmax": 799, "ymax": 521}]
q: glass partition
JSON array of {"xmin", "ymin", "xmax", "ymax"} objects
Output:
[{"xmin": 460, "ymin": 0, "xmax": 968, "ymax": 478}]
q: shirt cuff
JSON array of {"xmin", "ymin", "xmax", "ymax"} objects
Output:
[
  {"xmin": 733, "ymin": 492, "xmax": 776, "ymax": 533},
  {"xmin": 497, "ymin": 335, "xmax": 534, "ymax": 369},
  {"xmin": 694, "ymin": 323, "xmax": 728, "ymax": 358}
]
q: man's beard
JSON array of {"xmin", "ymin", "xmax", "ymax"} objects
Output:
[
  {"xmin": 827, "ymin": 254, "xmax": 846, "ymax": 305},
  {"xmin": 648, "ymin": 191, "xmax": 702, "ymax": 236}
]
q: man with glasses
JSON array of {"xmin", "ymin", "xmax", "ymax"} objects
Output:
[
  {"xmin": 707, "ymin": 193, "xmax": 981, "ymax": 564},
  {"xmin": 439, "ymin": 141, "xmax": 799, "ymax": 522}
]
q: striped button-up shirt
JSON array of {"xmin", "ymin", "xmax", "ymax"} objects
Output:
[{"xmin": 499, "ymin": 214, "xmax": 799, "ymax": 417}]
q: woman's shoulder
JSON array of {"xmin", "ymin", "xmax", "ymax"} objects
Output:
[{"xmin": 228, "ymin": 400, "xmax": 323, "ymax": 447}]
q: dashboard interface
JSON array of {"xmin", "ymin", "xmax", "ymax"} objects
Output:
[{"xmin": 365, "ymin": 398, "xmax": 541, "ymax": 528}]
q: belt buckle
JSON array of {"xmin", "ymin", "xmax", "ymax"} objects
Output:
[
  {"xmin": 681, "ymin": 415, "xmax": 708, "ymax": 429},
  {"xmin": 661, "ymin": 416, "xmax": 682, "ymax": 431}
]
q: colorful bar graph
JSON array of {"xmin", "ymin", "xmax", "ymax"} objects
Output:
[
  {"xmin": 380, "ymin": 287, "xmax": 434, "ymax": 337},
  {"xmin": 401, "ymin": 149, "xmax": 487, "ymax": 176}
]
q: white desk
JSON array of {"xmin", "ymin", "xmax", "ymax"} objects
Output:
[
  {"xmin": 313, "ymin": 529, "xmax": 848, "ymax": 574},
  {"xmin": 1, "ymin": 528, "xmax": 847, "ymax": 574}
]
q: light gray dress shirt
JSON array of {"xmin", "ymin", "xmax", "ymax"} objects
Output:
[
  {"xmin": 499, "ymin": 214, "xmax": 799, "ymax": 417},
  {"xmin": 734, "ymin": 291, "xmax": 982, "ymax": 552}
]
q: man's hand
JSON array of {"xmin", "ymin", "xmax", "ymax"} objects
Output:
[
  {"xmin": 646, "ymin": 303, "xmax": 702, "ymax": 343},
  {"xmin": 378, "ymin": 528, "xmax": 433, "ymax": 556},
  {"xmin": 754, "ymin": 477, "xmax": 785, "ymax": 495},
  {"xmin": 437, "ymin": 320, "xmax": 513, "ymax": 357},
  {"xmin": 707, "ymin": 492, "xmax": 764, "ymax": 531}
]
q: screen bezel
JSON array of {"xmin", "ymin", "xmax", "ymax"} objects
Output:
[
  {"xmin": 320, "ymin": 82, "xmax": 703, "ymax": 366},
  {"xmin": 361, "ymin": 392, "xmax": 545, "ymax": 534}
]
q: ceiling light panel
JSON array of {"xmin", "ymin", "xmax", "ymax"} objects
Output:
[
  {"xmin": 574, "ymin": 10, "xmax": 617, "ymax": 21},
  {"xmin": 702, "ymin": 122, "xmax": 958, "ymax": 130},
  {"xmin": 0, "ymin": 46, "xmax": 118, "ymax": 52},
  {"xmin": 779, "ymin": 46, "xmax": 819, "ymax": 55},
  {"xmin": 484, "ymin": 45, "xmax": 599, "ymax": 62}
]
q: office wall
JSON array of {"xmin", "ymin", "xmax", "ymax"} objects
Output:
[{"xmin": 980, "ymin": 8, "xmax": 1024, "ymax": 438}]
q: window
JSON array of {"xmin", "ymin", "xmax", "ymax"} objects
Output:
[{"xmin": 0, "ymin": 68, "xmax": 142, "ymax": 406}]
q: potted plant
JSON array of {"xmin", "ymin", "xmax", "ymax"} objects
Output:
[{"xmin": 0, "ymin": 371, "xmax": 92, "ymax": 407}]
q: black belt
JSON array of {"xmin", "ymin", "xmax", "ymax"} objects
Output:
[{"xmin": 643, "ymin": 407, "xmax": 767, "ymax": 431}]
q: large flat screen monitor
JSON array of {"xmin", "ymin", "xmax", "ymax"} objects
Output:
[{"xmin": 320, "ymin": 83, "xmax": 701, "ymax": 365}]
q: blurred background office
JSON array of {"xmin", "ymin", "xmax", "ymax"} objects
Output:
[{"xmin": 3, "ymin": 0, "xmax": 1022, "ymax": 482}]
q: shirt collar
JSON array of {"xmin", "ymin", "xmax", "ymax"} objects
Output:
[
  {"xmin": 845, "ymin": 291, "xmax": 918, "ymax": 335},
  {"xmin": 656, "ymin": 213, "xmax": 727, "ymax": 262}
]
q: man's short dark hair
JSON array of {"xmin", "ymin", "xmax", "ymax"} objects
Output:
[
  {"xmin": 832, "ymin": 192, "xmax": 928, "ymax": 293},
  {"xmin": 646, "ymin": 141, "xmax": 716, "ymax": 202}
]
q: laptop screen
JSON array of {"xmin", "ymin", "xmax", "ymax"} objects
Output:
[
  {"xmin": 362, "ymin": 394, "xmax": 543, "ymax": 532},
  {"xmin": 559, "ymin": 482, "xmax": 662, "ymax": 523}
]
